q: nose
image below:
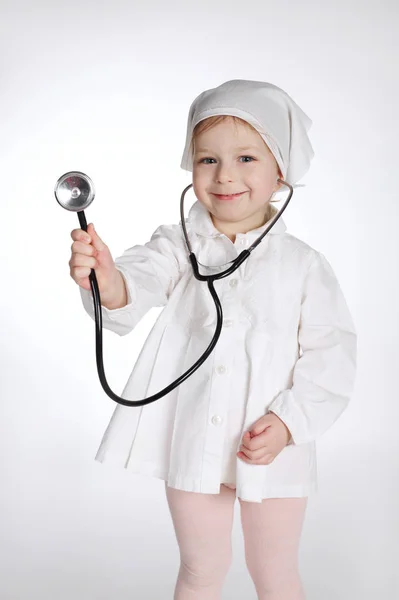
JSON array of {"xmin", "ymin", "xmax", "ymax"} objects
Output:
[{"xmin": 215, "ymin": 161, "xmax": 234, "ymax": 183}]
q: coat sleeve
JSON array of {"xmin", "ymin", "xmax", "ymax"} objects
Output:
[
  {"xmin": 78, "ymin": 223, "xmax": 189, "ymax": 337},
  {"xmin": 267, "ymin": 251, "xmax": 357, "ymax": 445}
]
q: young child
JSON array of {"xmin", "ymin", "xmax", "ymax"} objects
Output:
[{"xmin": 70, "ymin": 80, "xmax": 357, "ymax": 599}]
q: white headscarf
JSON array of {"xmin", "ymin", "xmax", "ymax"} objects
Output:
[{"xmin": 180, "ymin": 79, "xmax": 314, "ymax": 189}]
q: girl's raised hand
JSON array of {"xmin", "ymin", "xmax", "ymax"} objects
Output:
[{"xmin": 69, "ymin": 223, "xmax": 120, "ymax": 303}]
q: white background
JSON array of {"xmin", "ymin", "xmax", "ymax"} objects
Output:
[{"xmin": 1, "ymin": 0, "xmax": 398, "ymax": 598}]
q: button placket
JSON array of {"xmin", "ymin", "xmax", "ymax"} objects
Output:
[
  {"xmin": 204, "ymin": 318, "xmax": 233, "ymax": 473},
  {"xmin": 201, "ymin": 281, "xmax": 240, "ymax": 487}
]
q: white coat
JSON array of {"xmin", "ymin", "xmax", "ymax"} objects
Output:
[{"xmin": 79, "ymin": 200, "xmax": 357, "ymax": 503}]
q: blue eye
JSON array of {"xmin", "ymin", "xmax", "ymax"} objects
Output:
[{"xmin": 198, "ymin": 156, "xmax": 255, "ymax": 164}]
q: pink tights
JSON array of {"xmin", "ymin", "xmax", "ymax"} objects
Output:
[{"xmin": 165, "ymin": 482, "xmax": 307, "ymax": 600}]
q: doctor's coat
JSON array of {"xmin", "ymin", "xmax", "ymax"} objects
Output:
[{"xmin": 79, "ymin": 200, "xmax": 357, "ymax": 503}]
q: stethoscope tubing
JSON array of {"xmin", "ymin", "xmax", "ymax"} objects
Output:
[{"xmin": 78, "ymin": 179, "xmax": 293, "ymax": 407}]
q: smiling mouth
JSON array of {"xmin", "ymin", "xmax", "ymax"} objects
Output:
[{"xmin": 212, "ymin": 192, "xmax": 246, "ymax": 201}]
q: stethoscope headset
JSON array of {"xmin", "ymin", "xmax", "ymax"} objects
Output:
[{"xmin": 54, "ymin": 172, "xmax": 293, "ymax": 407}]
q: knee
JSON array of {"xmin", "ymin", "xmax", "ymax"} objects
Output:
[
  {"xmin": 180, "ymin": 546, "xmax": 233, "ymax": 587},
  {"xmin": 245, "ymin": 553, "xmax": 301, "ymax": 596}
]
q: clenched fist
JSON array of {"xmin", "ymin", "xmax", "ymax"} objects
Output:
[
  {"xmin": 237, "ymin": 412, "xmax": 292, "ymax": 465},
  {"xmin": 69, "ymin": 223, "xmax": 126, "ymax": 308}
]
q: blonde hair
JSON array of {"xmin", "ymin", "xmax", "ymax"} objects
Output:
[{"xmin": 189, "ymin": 115, "xmax": 282, "ymax": 221}]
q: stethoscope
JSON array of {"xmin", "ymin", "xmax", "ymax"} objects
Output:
[{"xmin": 54, "ymin": 171, "xmax": 293, "ymax": 407}]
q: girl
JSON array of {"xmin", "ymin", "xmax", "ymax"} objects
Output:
[{"xmin": 69, "ymin": 80, "xmax": 357, "ymax": 599}]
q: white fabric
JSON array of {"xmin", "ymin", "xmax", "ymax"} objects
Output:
[
  {"xmin": 180, "ymin": 79, "xmax": 315, "ymax": 190},
  {"xmin": 79, "ymin": 201, "xmax": 357, "ymax": 503}
]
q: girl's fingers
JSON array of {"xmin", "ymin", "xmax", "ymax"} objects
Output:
[
  {"xmin": 71, "ymin": 228, "xmax": 91, "ymax": 243},
  {"xmin": 241, "ymin": 431, "xmax": 267, "ymax": 451},
  {"xmin": 237, "ymin": 451, "xmax": 274, "ymax": 465},
  {"xmin": 239, "ymin": 446, "xmax": 267, "ymax": 460},
  {"xmin": 70, "ymin": 252, "xmax": 97, "ymax": 268},
  {"xmin": 87, "ymin": 223, "xmax": 107, "ymax": 252},
  {"xmin": 71, "ymin": 240, "xmax": 95, "ymax": 255}
]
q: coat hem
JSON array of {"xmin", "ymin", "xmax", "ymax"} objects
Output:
[{"xmin": 94, "ymin": 456, "xmax": 317, "ymax": 502}]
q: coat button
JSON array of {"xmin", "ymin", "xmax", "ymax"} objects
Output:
[
  {"xmin": 211, "ymin": 415, "xmax": 223, "ymax": 426},
  {"xmin": 215, "ymin": 365, "xmax": 226, "ymax": 374},
  {"xmin": 229, "ymin": 279, "xmax": 238, "ymax": 288},
  {"xmin": 223, "ymin": 319, "xmax": 233, "ymax": 327}
]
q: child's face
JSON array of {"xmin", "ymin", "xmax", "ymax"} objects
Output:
[{"xmin": 192, "ymin": 118, "xmax": 282, "ymax": 240}]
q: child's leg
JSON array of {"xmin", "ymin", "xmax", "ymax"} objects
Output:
[
  {"xmin": 239, "ymin": 496, "xmax": 308, "ymax": 600},
  {"xmin": 165, "ymin": 482, "xmax": 236, "ymax": 599}
]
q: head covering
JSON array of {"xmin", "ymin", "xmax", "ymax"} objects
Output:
[{"xmin": 180, "ymin": 79, "xmax": 314, "ymax": 190}]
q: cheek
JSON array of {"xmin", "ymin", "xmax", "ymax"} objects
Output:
[
  {"xmin": 192, "ymin": 176, "xmax": 205, "ymax": 202},
  {"xmin": 249, "ymin": 170, "xmax": 277, "ymax": 190},
  {"xmin": 192, "ymin": 169, "xmax": 209, "ymax": 193},
  {"xmin": 192, "ymin": 169, "xmax": 200, "ymax": 185}
]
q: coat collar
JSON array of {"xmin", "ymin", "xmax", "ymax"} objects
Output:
[{"xmin": 186, "ymin": 200, "xmax": 287, "ymax": 239}]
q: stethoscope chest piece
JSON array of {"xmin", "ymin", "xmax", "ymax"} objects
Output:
[{"xmin": 54, "ymin": 171, "xmax": 95, "ymax": 212}]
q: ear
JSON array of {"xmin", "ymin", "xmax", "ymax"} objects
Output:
[{"xmin": 275, "ymin": 170, "xmax": 284, "ymax": 191}]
